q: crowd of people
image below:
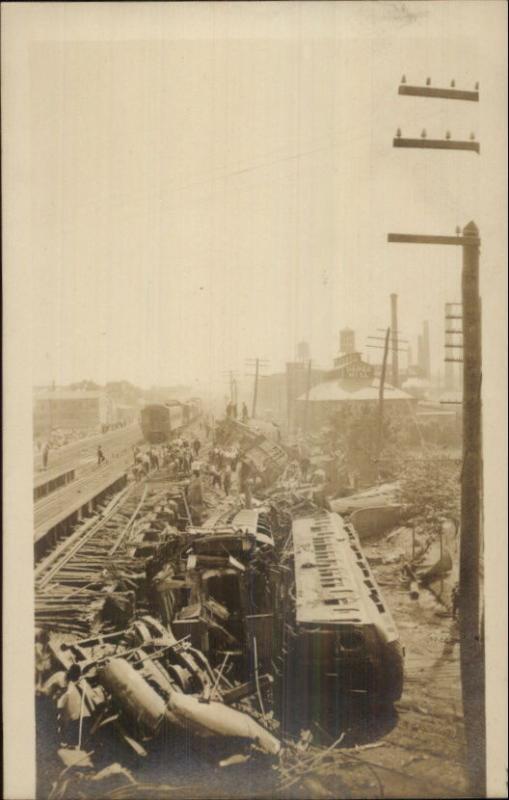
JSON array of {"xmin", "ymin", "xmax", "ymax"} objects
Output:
[{"xmin": 131, "ymin": 424, "xmax": 260, "ymax": 526}]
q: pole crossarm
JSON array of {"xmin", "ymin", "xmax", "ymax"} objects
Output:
[
  {"xmin": 393, "ymin": 137, "xmax": 479, "ymax": 154},
  {"xmin": 368, "ymin": 335, "xmax": 408, "ymax": 343},
  {"xmin": 388, "ymin": 233, "xmax": 480, "ymax": 247},
  {"xmin": 398, "ymin": 85, "xmax": 479, "ymax": 102},
  {"xmin": 367, "ymin": 344, "xmax": 407, "ymax": 353}
]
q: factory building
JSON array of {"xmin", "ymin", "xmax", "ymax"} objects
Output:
[
  {"xmin": 296, "ymin": 350, "xmax": 416, "ymax": 431},
  {"xmin": 33, "ymin": 389, "xmax": 116, "ymax": 436}
]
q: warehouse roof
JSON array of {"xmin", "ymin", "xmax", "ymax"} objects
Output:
[
  {"xmin": 34, "ymin": 390, "xmax": 105, "ymax": 401},
  {"xmin": 297, "ymin": 377, "xmax": 415, "ymax": 404}
]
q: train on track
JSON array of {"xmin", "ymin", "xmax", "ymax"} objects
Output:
[
  {"xmin": 140, "ymin": 399, "xmax": 202, "ymax": 444},
  {"xmin": 276, "ymin": 510, "xmax": 404, "ymax": 731}
]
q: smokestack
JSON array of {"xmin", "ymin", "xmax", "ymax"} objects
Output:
[
  {"xmin": 422, "ymin": 320, "xmax": 430, "ymax": 380},
  {"xmin": 390, "ymin": 294, "xmax": 399, "ymax": 387}
]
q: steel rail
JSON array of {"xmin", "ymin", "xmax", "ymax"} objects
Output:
[
  {"xmin": 35, "ymin": 484, "xmax": 134, "ymax": 589},
  {"xmin": 109, "ymin": 484, "xmax": 148, "ymax": 556}
]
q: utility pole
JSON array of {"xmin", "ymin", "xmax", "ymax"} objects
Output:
[
  {"xmin": 390, "ymin": 293, "xmax": 400, "ymax": 387},
  {"xmin": 222, "ymin": 370, "xmax": 240, "ymax": 405},
  {"xmin": 303, "ymin": 359, "xmax": 312, "ymax": 435},
  {"xmin": 460, "ymin": 225, "xmax": 484, "ymax": 799},
  {"xmin": 376, "ymin": 328, "xmax": 391, "ymax": 468},
  {"xmin": 388, "ymin": 222, "xmax": 484, "ymax": 796},
  {"xmin": 366, "ymin": 315, "xmax": 408, "ymax": 375},
  {"xmin": 252, "ymin": 359, "xmax": 259, "ymax": 419},
  {"xmin": 391, "ymin": 82, "xmax": 484, "ymax": 795},
  {"xmin": 245, "ymin": 359, "xmax": 268, "ymax": 421}
]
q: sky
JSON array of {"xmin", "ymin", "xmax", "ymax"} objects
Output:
[{"xmin": 13, "ymin": 1, "xmax": 506, "ymax": 391}]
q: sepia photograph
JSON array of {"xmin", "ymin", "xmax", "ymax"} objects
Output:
[{"xmin": 2, "ymin": 2, "xmax": 507, "ymax": 799}]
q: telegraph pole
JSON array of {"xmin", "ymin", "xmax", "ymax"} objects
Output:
[
  {"xmin": 303, "ymin": 359, "xmax": 312, "ymax": 435},
  {"xmin": 245, "ymin": 359, "xmax": 268, "ymax": 420},
  {"xmin": 390, "ymin": 293, "xmax": 400, "ymax": 387},
  {"xmin": 376, "ymin": 328, "xmax": 391, "ymax": 467},
  {"xmin": 252, "ymin": 359, "xmax": 259, "ymax": 419},
  {"xmin": 366, "ymin": 303, "xmax": 408, "ymax": 382},
  {"xmin": 459, "ymin": 224, "xmax": 484, "ymax": 798},
  {"xmin": 222, "ymin": 370, "xmax": 239, "ymax": 405},
  {"xmin": 388, "ymin": 223, "xmax": 485, "ymax": 796},
  {"xmin": 391, "ymin": 80, "xmax": 484, "ymax": 794}
]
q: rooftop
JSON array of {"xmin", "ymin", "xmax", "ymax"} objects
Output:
[{"xmin": 297, "ymin": 377, "xmax": 415, "ymax": 403}]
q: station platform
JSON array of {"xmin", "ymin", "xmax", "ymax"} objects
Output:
[{"xmin": 34, "ymin": 450, "xmax": 135, "ymax": 556}]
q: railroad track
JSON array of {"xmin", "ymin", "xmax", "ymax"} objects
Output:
[
  {"xmin": 34, "ymin": 429, "xmax": 215, "ymax": 635},
  {"xmin": 34, "ymin": 481, "xmax": 160, "ymax": 635}
]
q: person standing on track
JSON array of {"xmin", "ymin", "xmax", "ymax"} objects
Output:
[
  {"xmin": 223, "ymin": 463, "xmax": 232, "ymax": 496},
  {"xmin": 209, "ymin": 463, "xmax": 221, "ymax": 490},
  {"xmin": 97, "ymin": 445, "xmax": 106, "ymax": 466},
  {"xmin": 42, "ymin": 442, "xmax": 50, "ymax": 470},
  {"xmin": 187, "ymin": 468, "xmax": 204, "ymax": 525}
]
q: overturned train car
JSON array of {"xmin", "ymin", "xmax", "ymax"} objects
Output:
[{"xmin": 276, "ymin": 510, "xmax": 404, "ymax": 732}]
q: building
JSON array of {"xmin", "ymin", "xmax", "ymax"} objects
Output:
[
  {"xmin": 296, "ymin": 341, "xmax": 311, "ymax": 362},
  {"xmin": 254, "ymin": 363, "xmax": 325, "ymax": 428},
  {"xmin": 33, "ymin": 389, "xmax": 116, "ymax": 436},
  {"xmin": 339, "ymin": 327, "xmax": 356, "ymax": 355},
  {"xmin": 417, "ymin": 320, "xmax": 431, "ymax": 380},
  {"xmin": 296, "ymin": 351, "xmax": 417, "ymax": 431}
]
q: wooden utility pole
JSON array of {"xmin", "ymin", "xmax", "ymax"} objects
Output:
[
  {"xmin": 222, "ymin": 370, "xmax": 239, "ymax": 405},
  {"xmin": 388, "ymin": 223, "xmax": 485, "ymax": 796},
  {"xmin": 252, "ymin": 358, "xmax": 259, "ymax": 419},
  {"xmin": 303, "ymin": 359, "xmax": 312, "ymax": 435},
  {"xmin": 391, "ymin": 80, "xmax": 484, "ymax": 794},
  {"xmin": 390, "ymin": 293, "xmax": 400, "ymax": 387},
  {"xmin": 376, "ymin": 328, "xmax": 391, "ymax": 466},
  {"xmin": 459, "ymin": 221, "xmax": 484, "ymax": 797},
  {"xmin": 245, "ymin": 359, "xmax": 268, "ymax": 421}
]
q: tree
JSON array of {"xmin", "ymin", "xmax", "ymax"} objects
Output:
[{"xmin": 396, "ymin": 450, "xmax": 461, "ymax": 541}]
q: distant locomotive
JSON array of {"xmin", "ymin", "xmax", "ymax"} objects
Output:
[
  {"xmin": 140, "ymin": 399, "xmax": 201, "ymax": 444},
  {"xmin": 276, "ymin": 510, "xmax": 404, "ymax": 732}
]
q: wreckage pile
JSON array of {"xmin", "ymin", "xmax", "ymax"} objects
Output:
[{"xmin": 35, "ymin": 424, "xmax": 412, "ymax": 799}]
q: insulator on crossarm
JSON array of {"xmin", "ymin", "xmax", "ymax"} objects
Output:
[
  {"xmin": 451, "ymin": 79, "xmax": 456, "ymax": 87},
  {"xmin": 470, "ymin": 132, "xmax": 476, "ymax": 141},
  {"xmin": 475, "ymin": 81, "xmax": 479, "ymax": 90},
  {"xmin": 421, "ymin": 129, "xmax": 427, "ymax": 139},
  {"xmin": 445, "ymin": 131, "xmax": 451, "ymax": 140},
  {"xmin": 426, "ymin": 77, "xmax": 431, "ymax": 86},
  {"xmin": 401, "ymin": 74, "xmax": 406, "ymax": 84},
  {"xmin": 396, "ymin": 128, "xmax": 402, "ymax": 138},
  {"xmin": 455, "ymin": 226, "xmax": 461, "ymax": 236}
]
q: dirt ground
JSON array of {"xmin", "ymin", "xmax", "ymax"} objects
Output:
[{"xmin": 292, "ymin": 534, "xmax": 467, "ymax": 799}]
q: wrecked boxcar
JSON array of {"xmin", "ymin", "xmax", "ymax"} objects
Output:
[
  {"xmin": 275, "ymin": 510, "xmax": 404, "ymax": 733},
  {"xmin": 164, "ymin": 508, "xmax": 279, "ymax": 686}
]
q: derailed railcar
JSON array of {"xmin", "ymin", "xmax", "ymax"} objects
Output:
[
  {"xmin": 276, "ymin": 510, "xmax": 403, "ymax": 733},
  {"xmin": 140, "ymin": 399, "xmax": 201, "ymax": 443}
]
